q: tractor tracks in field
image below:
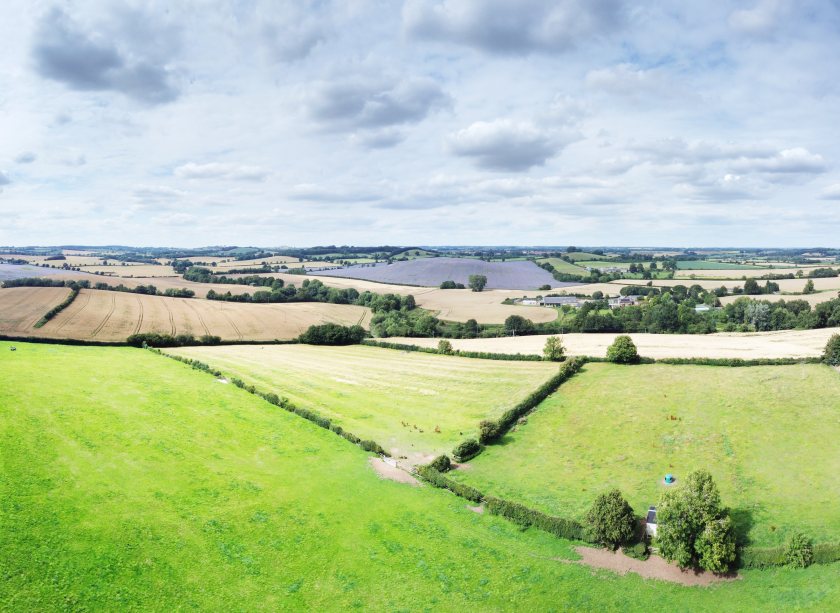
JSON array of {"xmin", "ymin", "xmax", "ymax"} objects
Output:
[
  {"xmin": 219, "ymin": 304, "xmax": 244, "ymax": 341},
  {"xmin": 162, "ymin": 300, "xmax": 176, "ymax": 335},
  {"xmin": 133, "ymin": 296, "xmax": 144, "ymax": 335},
  {"xmin": 55, "ymin": 289, "xmax": 91, "ymax": 331},
  {"xmin": 91, "ymin": 293, "xmax": 116, "ymax": 338},
  {"xmin": 183, "ymin": 299, "xmax": 211, "ymax": 337}
]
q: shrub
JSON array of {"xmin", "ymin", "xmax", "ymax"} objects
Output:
[
  {"xmin": 785, "ymin": 533, "xmax": 814, "ymax": 568},
  {"xmin": 452, "ymin": 438, "xmax": 481, "ymax": 462},
  {"xmin": 622, "ymin": 541, "xmax": 649, "ymax": 561},
  {"xmin": 585, "ymin": 489, "xmax": 636, "ymax": 548},
  {"xmin": 606, "ymin": 335, "xmax": 639, "ymax": 364},
  {"xmin": 437, "ymin": 339, "xmax": 454, "ymax": 355},
  {"xmin": 823, "ymin": 334, "xmax": 840, "ymax": 366},
  {"xmin": 812, "ymin": 542, "xmax": 840, "ymax": 565},
  {"xmin": 478, "ymin": 420, "xmax": 501, "ymax": 445},
  {"xmin": 428, "ymin": 454, "xmax": 451, "ymax": 472}
]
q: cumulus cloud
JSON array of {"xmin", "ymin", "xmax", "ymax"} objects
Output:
[
  {"xmin": 14, "ymin": 152, "xmax": 37, "ymax": 164},
  {"xmin": 288, "ymin": 183, "xmax": 384, "ymax": 203},
  {"xmin": 133, "ymin": 185, "xmax": 187, "ymax": 203},
  {"xmin": 448, "ymin": 119, "xmax": 573, "ymax": 171},
  {"xmin": 174, "ymin": 163, "xmax": 270, "ymax": 181},
  {"xmin": 674, "ymin": 173, "xmax": 761, "ymax": 202},
  {"xmin": 306, "ymin": 76, "xmax": 449, "ymax": 133},
  {"xmin": 403, "ymin": 0, "xmax": 623, "ymax": 55},
  {"xmin": 585, "ymin": 64, "xmax": 670, "ymax": 98},
  {"xmin": 731, "ymin": 148, "xmax": 826, "ymax": 174},
  {"xmin": 31, "ymin": 8, "xmax": 180, "ymax": 104}
]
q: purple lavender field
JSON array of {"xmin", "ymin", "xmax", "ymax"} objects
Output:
[
  {"xmin": 0, "ymin": 263, "xmax": 80, "ymax": 282},
  {"xmin": 315, "ymin": 257, "xmax": 580, "ymax": 290}
]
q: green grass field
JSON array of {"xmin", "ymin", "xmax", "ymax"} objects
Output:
[
  {"xmin": 3, "ymin": 342, "xmax": 840, "ymax": 610},
  {"xmin": 536, "ymin": 257, "xmax": 588, "ymax": 274},
  {"xmin": 675, "ymin": 261, "xmax": 768, "ymax": 270},
  {"xmin": 168, "ymin": 344, "xmax": 558, "ymax": 461},
  {"xmin": 450, "ymin": 362, "xmax": 840, "ymax": 548},
  {"xmin": 564, "ymin": 252, "xmax": 610, "ymax": 261},
  {"xmin": 576, "ymin": 260, "xmax": 634, "ymax": 269}
]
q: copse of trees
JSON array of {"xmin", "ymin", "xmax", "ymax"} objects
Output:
[
  {"xmin": 126, "ymin": 333, "xmax": 221, "ymax": 348},
  {"xmin": 439, "ymin": 280, "xmax": 465, "ymax": 289},
  {"xmin": 298, "ymin": 323, "xmax": 366, "ymax": 346}
]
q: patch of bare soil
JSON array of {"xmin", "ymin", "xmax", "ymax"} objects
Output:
[
  {"xmin": 573, "ymin": 547, "xmax": 739, "ymax": 587},
  {"xmin": 368, "ymin": 457, "xmax": 420, "ymax": 486},
  {"xmin": 467, "ymin": 503, "xmax": 485, "ymax": 514}
]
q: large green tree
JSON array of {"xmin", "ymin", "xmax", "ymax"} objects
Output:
[
  {"xmin": 585, "ymin": 489, "xmax": 636, "ymax": 549},
  {"xmin": 656, "ymin": 470, "xmax": 736, "ymax": 572},
  {"xmin": 468, "ymin": 274, "xmax": 488, "ymax": 292}
]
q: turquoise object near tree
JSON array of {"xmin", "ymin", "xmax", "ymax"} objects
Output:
[{"xmin": 665, "ymin": 473, "xmax": 675, "ymax": 484}]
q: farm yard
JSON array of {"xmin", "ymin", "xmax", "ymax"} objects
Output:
[
  {"xmin": 315, "ymin": 257, "xmax": 572, "ymax": 290},
  {"xmin": 386, "ymin": 327, "xmax": 840, "ymax": 359},
  {"xmin": 168, "ymin": 343, "xmax": 559, "ymax": 461},
  {"xmin": 0, "ymin": 288, "xmax": 370, "ymax": 341},
  {"xmin": 447, "ymin": 362, "xmax": 840, "ymax": 547},
  {"xmin": 3, "ymin": 340, "xmax": 839, "ymax": 610}
]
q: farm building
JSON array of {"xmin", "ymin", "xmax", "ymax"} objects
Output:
[
  {"xmin": 608, "ymin": 296, "xmax": 641, "ymax": 309},
  {"xmin": 520, "ymin": 298, "xmax": 540, "ymax": 306},
  {"xmin": 645, "ymin": 506, "xmax": 658, "ymax": 537},
  {"xmin": 541, "ymin": 296, "xmax": 585, "ymax": 308}
]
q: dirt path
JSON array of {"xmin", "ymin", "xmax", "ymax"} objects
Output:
[
  {"xmin": 368, "ymin": 457, "xmax": 420, "ymax": 486},
  {"xmin": 572, "ymin": 547, "xmax": 739, "ymax": 586}
]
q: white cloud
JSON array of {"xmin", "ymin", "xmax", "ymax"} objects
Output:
[
  {"xmin": 174, "ymin": 163, "xmax": 270, "ymax": 182},
  {"xmin": 819, "ymin": 184, "xmax": 840, "ymax": 200}
]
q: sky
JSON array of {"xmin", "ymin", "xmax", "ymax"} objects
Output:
[{"xmin": 1, "ymin": 0, "xmax": 840, "ymax": 248}]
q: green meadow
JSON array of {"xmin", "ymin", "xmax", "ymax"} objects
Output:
[
  {"xmin": 168, "ymin": 344, "xmax": 558, "ymax": 460},
  {"xmin": 449, "ymin": 362, "xmax": 840, "ymax": 547}
]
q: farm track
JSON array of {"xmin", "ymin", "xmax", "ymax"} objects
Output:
[
  {"xmin": 133, "ymin": 296, "xmax": 144, "ymax": 335},
  {"xmin": 55, "ymin": 289, "xmax": 91, "ymax": 331},
  {"xmin": 90, "ymin": 293, "xmax": 116, "ymax": 338}
]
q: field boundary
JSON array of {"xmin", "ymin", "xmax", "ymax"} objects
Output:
[{"xmin": 33, "ymin": 286, "xmax": 79, "ymax": 328}]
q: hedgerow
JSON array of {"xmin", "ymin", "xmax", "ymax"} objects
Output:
[
  {"xmin": 415, "ymin": 465, "xmax": 484, "ymax": 502},
  {"xmin": 483, "ymin": 496, "xmax": 590, "ymax": 542},
  {"xmin": 34, "ymin": 286, "xmax": 80, "ymax": 328}
]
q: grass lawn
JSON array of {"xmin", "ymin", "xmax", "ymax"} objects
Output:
[
  {"xmin": 676, "ymin": 261, "xmax": 768, "ymax": 270},
  {"xmin": 168, "ymin": 344, "xmax": 559, "ymax": 461},
  {"xmin": 576, "ymin": 260, "xmax": 633, "ymax": 269},
  {"xmin": 537, "ymin": 257, "xmax": 587, "ymax": 274},
  {"xmin": 450, "ymin": 362, "xmax": 840, "ymax": 547},
  {"xmin": 2, "ymin": 342, "xmax": 840, "ymax": 610}
]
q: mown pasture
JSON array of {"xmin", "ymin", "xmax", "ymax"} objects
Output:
[
  {"xmin": 536, "ymin": 257, "xmax": 587, "ymax": 274},
  {"xmin": 3, "ymin": 341, "xmax": 840, "ymax": 611},
  {"xmin": 169, "ymin": 343, "xmax": 559, "ymax": 461},
  {"xmin": 449, "ymin": 362, "xmax": 840, "ymax": 547}
]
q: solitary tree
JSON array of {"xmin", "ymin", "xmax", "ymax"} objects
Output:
[
  {"xmin": 657, "ymin": 470, "xmax": 736, "ymax": 572},
  {"xmin": 543, "ymin": 336, "xmax": 566, "ymax": 361},
  {"xmin": 504, "ymin": 315, "xmax": 535, "ymax": 336},
  {"xmin": 437, "ymin": 339, "xmax": 454, "ymax": 355},
  {"xmin": 803, "ymin": 279, "xmax": 816, "ymax": 294},
  {"xmin": 585, "ymin": 489, "xmax": 636, "ymax": 549},
  {"xmin": 743, "ymin": 278, "xmax": 761, "ymax": 295},
  {"xmin": 823, "ymin": 333, "xmax": 840, "ymax": 366},
  {"xmin": 468, "ymin": 274, "xmax": 488, "ymax": 292},
  {"xmin": 606, "ymin": 335, "xmax": 639, "ymax": 364}
]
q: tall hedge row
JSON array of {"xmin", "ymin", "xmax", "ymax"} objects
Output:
[
  {"xmin": 739, "ymin": 542, "xmax": 840, "ymax": 569},
  {"xmin": 483, "ymin": 496, "xmax": 590, "ymax": 542},
  {"xmin": 33, "ymin": 287, "xmax": 80, "ymax": 328},
  {"xmin": 415, "ymin": 466, "xmax": 485, "ymax": 503}
]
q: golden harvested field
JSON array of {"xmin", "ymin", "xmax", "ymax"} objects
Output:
[
  {"xmin": 0, "ymin": 286, "xmax": 72, "ymax": 333},
  {"xmin": 79, "ymin": 265, "xmax": 180, "ymax": 277},
  {"xmin": 614, "ymin": 278, "xmax": 742, "ymax": 291},
  {"xmin": 1, "ymin": 288, "xmax": 370, "ymax": 342},
  {"xmin": 673, "ymin": 266, "xmax": 826, "ymax": 279},
  {"xmin": 386, "ymin": 327, "xmax": 840, "ymax": 359},
  {"xmin": 21, "ymin": 255, "xmax": 110, "ymax": 267},
  {"xmin": 269, "ymin": 272, "xmax": 561, "ymax": 323},
  {"xmin": 720, "ymin": 291, "xmax": 840, "ymax": 307}
]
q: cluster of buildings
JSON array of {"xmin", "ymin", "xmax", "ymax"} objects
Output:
[{"xmin": 519, "ymin": 295, "xmax": 642, "ymax": 309}]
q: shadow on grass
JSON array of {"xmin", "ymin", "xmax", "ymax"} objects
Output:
[{"xmin": 730, "ymin": 507, "xmax": 756, "ymax": 546}]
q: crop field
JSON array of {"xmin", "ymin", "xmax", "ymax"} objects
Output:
[
  {"xmin": 271, "ymin": 272, "xmax": 562, "ymax": 323},
  {"xmin": 79, "ymin": 264, "xmax": 180, "ymax": 277},
  {"xmin": 0, "ymin": 288, "xmax": 370, "ymax": 341},
  {"xmin": 563, "ymin": 252, "xmax": 610, "ymax": 261},
  {"xmin": 673, "ymin": 266, "xmax": 826, "ymax": 279},
  {"xmin": 4, "ymin": 341, "xmax": 839, "ymax": 610},
  {"xmin": 576, "ymin": 260, "xmax": 633, "ymax": 269},
  {"xmin": 386, "ymin": 327, "xmax": 840, "ymax": 359},
  {"xmin": 0, "ymin": 286, "xmax": 71, "ymax": 333},
  {"xmin": 0, "ymin": 263, "xmax": 84, "ymax": 282},
  {"xmin": 675, "ymin": 261, "xmax": 768, "ymax": 270},
  {"xmin": 316, "ymin": 257, "xmax": 572, "ymax": 290},
  {"xmin": 536, "ymin": 257, "xmax": 587, "ymax": 274},
  {"xmin": 168, "ymin": 344, "xmax": 558, "ymax": 461},
  {"xmin": 448, "ymin": 362, "xmax": 840, "ymax": 547}
]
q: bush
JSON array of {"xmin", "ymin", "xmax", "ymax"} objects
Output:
[
  {"xmin": 622, "ymin": 541, "xmax": 649, "ymax": 561},
  {"xmin": 478, "ymin": 420, "xmax": 501, "ymax": 445},
  {"xmin": 823, "ymin": 334, "xmax": 840, "ymax": 366},
  {"xmin": 437, "ymin": 339, "xmax": 454, "ymax": 355},
  {"xmin": 428, "ymin": 454, "xmax": 451, "ymax": 472},
  {"xmin": 785, "ymin": 533, "xmax": 814, "ymax": 568},
  {"xmin": 606, "ymin": 335, "xmax": 639, "ymax": 364},
  {"xmin": 812, "ymin": 542, "xmax": 840, "ymax": 565},
  {"xmin": 452, "ymin": 438, "xmax": 482, "ymax": 462},
  {"xmin": 585, "ymin": 489, "xmax": 636, "ymax": 548}
]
